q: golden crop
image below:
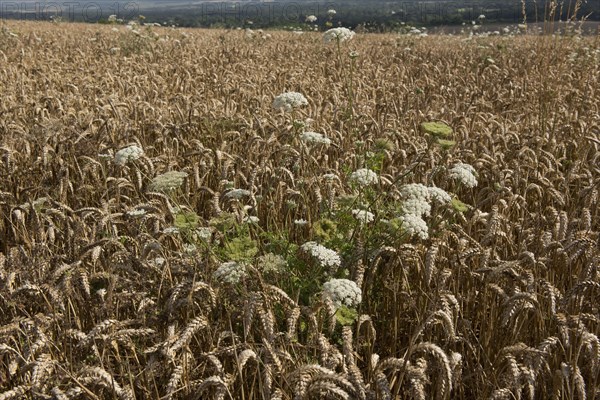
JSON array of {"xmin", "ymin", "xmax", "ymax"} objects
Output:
[{"xmin": 0, "ymin": 21, "xmax": 599, "ymax": 399}]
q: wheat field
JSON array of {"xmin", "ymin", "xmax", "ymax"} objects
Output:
[{"xmin": 0, "ymin": 21, "xmax": 599, "ymax": 399}]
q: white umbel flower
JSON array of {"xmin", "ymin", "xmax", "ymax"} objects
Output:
[
  {"xmin": 402, "ymin": 197, "xmax": 431, "ymax": 217},
  {"xmin": 257, "ymin": 253, "xmax": 287, "ymax": 274},
  {"xmin": 149, "ymin": 171, "xmax": 187, "ymax": 192},
  {"xmin": 272, "ymin": 92, "xmax": 308, "ymax": 112},
  {"xmin": 349, "ymin": 168, "xmax": 378, "ymax": 187},
  {"xmin": 352, "ymin": 209, "xmax": 375, "ymax": 224},
  {"xmin": 196, "ymin": 227, "xmax": 212, "ymax": 241},
  {"xmin": 305, "ymin": 15, "xmax": 317, "ymax": 23},
  {"xmin": 213, "ymin": 261, "xmax": 247, "ymax": 284},
  {"xmin": 400, "ymin": 183, "xmax": 430, "ymax": 200},
  {"xmin": 399, "ymin": 214, "xmax": 429, "ymax": 240},
  {"xmin": 300, "ymin": 131, "xmax": 331, "ymax": 145},
  {"xmin": 428, "ymin": 187, "xmax": 452, "ymax": 204},
  {"xmin": 400, "ymin": 183, "xmax": 431, "ymax": 217},
  {"xmin": 127, "ymin": 209, "xmax": 147, "ymax": 217},
  {"xmin": 243, "ymin": 215, "xmax": 260, "ymax": 224},
  {"xmin": 114, "ymin": 145, "xmax": 143, "ymax": 166},
  {"xmin": 301, "ymin": 242, "xmax": 341, "ymax": 269},
  {"xmin": 323, "ymin": 27, "xmax": 355, "ymax": 43},
  {"xmin": 449, "ymin": 163, "xmax": 478, "ymax": 188},
  {"xmin": 322, "ymin": 278, "xmax": 362, "ymax": 309},
  {"xmin": 225, "ymin": 189, "xmax": 251, "ymax": 199}
]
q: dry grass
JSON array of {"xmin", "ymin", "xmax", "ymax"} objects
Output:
[{"xmin": 0, "ymin": 21, "xmax": 599, "ymax": 399}]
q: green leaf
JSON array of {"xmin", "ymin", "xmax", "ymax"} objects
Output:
[
  {"xmin": 209, "ymin": 212, "xmax": 237, "ymax": 234},
  {"xmin": 421, "ymin": 122, "xmax": 453, "ymax": 138},
  {"xmin": 312, "ymin": 219, "xmax": 338, "ymax": 243},
  {"xmin": 451, "ymin": 198, "xmax": 470, "ymax": 213},
  {"xmin": 436, "ymin": 139, "xmax": 457, "ymax": 149},
  {"xmin": 174, "ymin": 211, "xmax": 200, "ymax": 230},
  {"xmin": 224, "ymin": 236, "xmax": 259, "ymax": 261},
  {"xmin": 335, "ymin": 306, "xmax": 358, "ymax": 326}
]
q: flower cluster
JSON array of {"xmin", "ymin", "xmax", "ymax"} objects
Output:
[
  {"xmin": 449, "ymin": 163, "xmax": 478, "ymax": 188},
  {"xmin": 127, "ymin": 209, "xmax": 147, "ymax": 217},
  {"xmin": 243, "ymin": 215, "xmax": 260, "ymax": 224},
  {"xmin": 428, "ymin": 186, "xmax": 452, "ymax": 204},
  {"xmin": 114, "ymin": 145, "xmax": 143, "ymax": 166},
  {"xmin": 399, "ymin": 213, "xmax": 429, "ymax": 240},
  {"xmin": 400, "ymin": 183, "xmax": 431, "ymax": 217},
  {"xmin": 305, "ymin": 15, "xmax": 317, "ymax": 23},
  {"xmin": 322, "ymin": 278, "xmax": 362, "ymax": 309},
  {"xmin": 195, "ymin": 227, "xmax": 213, "ymax": 241},
  {"xmin": 272, "ymin": 92, "xmax": 308, "ymax": 112},
  {"xmin": 149, "ymin": 171, "xmax": 187, "ymax": 192},
  {"xmin": 301, "ymin": 242, "xmax": 341, "ymax": 269},
  {"xmin": 213, "ymin": 261, "xmax": 247, "ymax": 284},
  {"xmin": 397, "ymin": 183, "xmax": 454, "ymax": 240},
  {"xmin": 258, "ymin": 253, "xmax": 287, "ymax": 274},
  {"xmin": 323, "ymin": 27, "xmax": 355, "ymax": 43},
  {"xmin": 225, "ymin": 188, "xmax": 251, "ymax": 199},
  {"xmin": 349, "ymin": 168, "xmax": 378, "ymax": 187},
  {"xmin": 300, "ymin": 131, "xmax": 331, "ymax": 145},
  {"xmin": 352, "ymin": 209, "xmax": 375, "ymax": 224}
]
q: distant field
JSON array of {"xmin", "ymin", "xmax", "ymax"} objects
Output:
[{"xmin": 0, "ymin": 21, "xmax": 599, "ymax": 400}]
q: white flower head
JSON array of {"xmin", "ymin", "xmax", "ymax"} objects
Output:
[
  {"xmin": 225, "ymin": 188, "xmax": 251, "ymax": 199},
  {"xmin": 127, "ymin": 209, "xmax": 147, "ymax": 217},
  {"xmin": 428, "ymin": 187, "xmax": 452, "ymax": 204},
  {"xmin": 400, "ymin": 183, "xmax": 430, "ymax": 201},
  {"xmin": 149, "ymin": 171, "xmax": 187, "ymax": 192},
  {"xmin": 448, "ymin": 163, "xmax": 478, "ymax": 188},
  {"xmin": 402, "ymin": 197, "xmax": 431, "ymax": 217},
  {"xmin": 399, "ymin": 214, "xmax": 429, "ymax": 240},
  {"xmin": 213, "ymin": 261, "xmax": 247, "ymax": 284},
  {"xmin": 352, "ymin": 209, "xmax": 374, "ymax": 224},
  {"xmin": 195, "ymin": 227, "xmax": 213, "ymax": 241},
  {"xmin": 294, "ymin": 219, "xmax": 309, "ymax": 226},
  {"xmin": 322, "ymin": 278, "xmax": 362, "ymax": 309},
  {"xmin": 306, "ymin": 15, "xmax": 317, "ymax": 23},
  {"xmin": 327, "ymin": 9, "xmax": 337, "ymax": 16},
  {"xmin": 301, "ymin": 242, "xmax": 341, "ymax": 270},
  {"xmin": 323, "ymin": 27, "xmax": 355, "ymax": 43},
  {"xmin": 114, "ymin": 145, "xmax": 143, "ymax": 166},
  {"xmin": 258, "ymin": 253, "xmax": 287, "ymax": 274},
  {"xmin": 243, "ymin": 215, "xmax": 260, "ymax": 224},
  {"xmin": 183, "ymin": 244, "xmax": 197, "ymax": 254},
  {"xmin": 300, "ymin": 131, "xmax": 331, "ymax": 145},
  {"xmin": 349, "ymin": 168, "xmax": 378, "ymax": 187},
  {"xmin": 272, "ymin": 92, "xmax": 308, "ymax": 112}
]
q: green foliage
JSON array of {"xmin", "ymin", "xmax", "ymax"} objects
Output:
[
  {"xmin": 312, "ymin": 218, "xmax": 339, "ymax": 243},
  {"xmin": 451, "ymin": 197, "xmax": 470, "ymax": 213},
  {"xmin": 421, "ymin": 121, "xmax": 453, "ymax": 138},
  {"xmin": 436, "ymin": 139, "xmax": 457, "ymax": 149},
  {"xmin": 224, "ymin": 236, "xmax": 259, "ymax": 262},
  {"xmin": 335, "ymin": 306, "xmax": 358, "ymax": 326},
  {"xmin": 174, "ymin": 211, "xmax": 200, "ymax": 230},
  {"xmin": 209, "ymin": 213, "xmax": 237, "ymax": 235}
]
